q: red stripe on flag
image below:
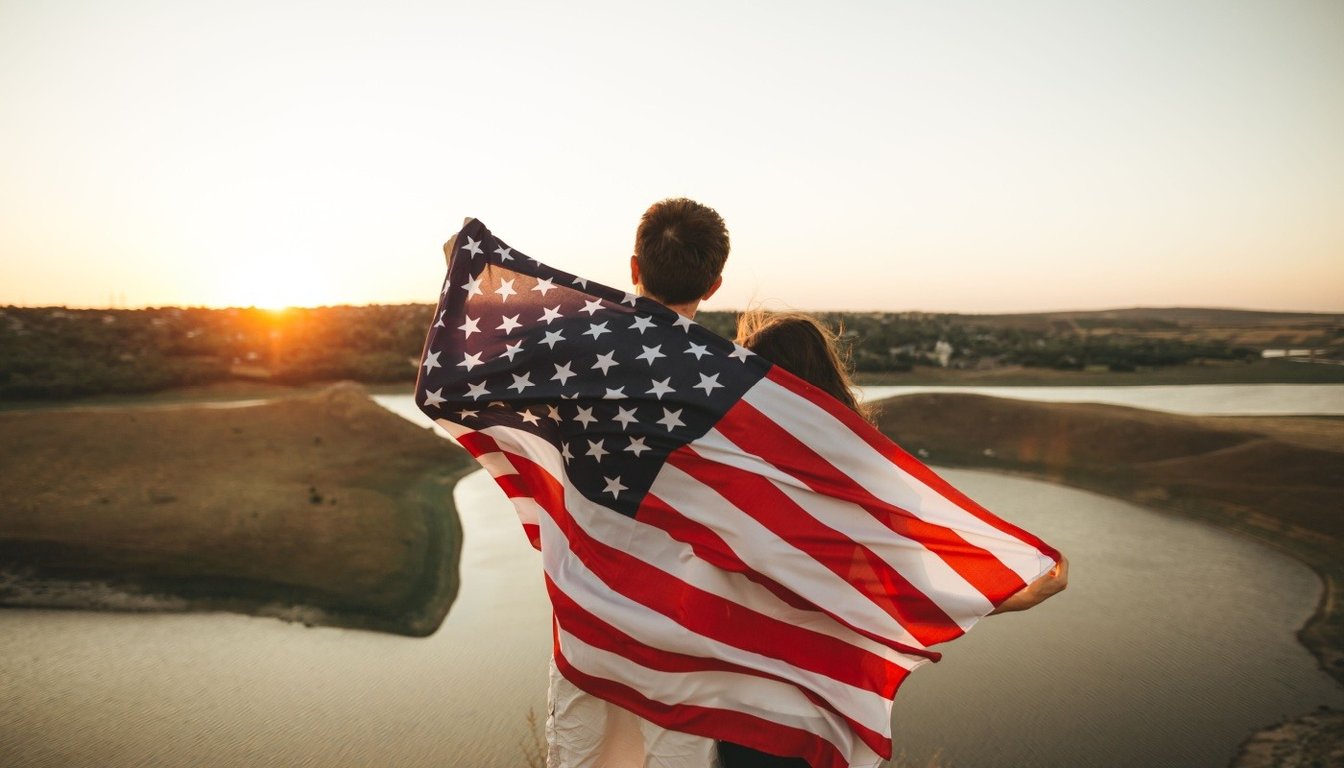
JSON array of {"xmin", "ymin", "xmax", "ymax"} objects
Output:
[
  {"xmin": 502, "ymin": 451, "xmax": 903, "ymax": 696},
  {"xmin": 767, "ymin": 367, "xmax": 1061, "ymax": 562},
  {"xmin": 453, "ymin": 429, "xmax": 501, "ymax": 458},
  {"xmin": 553, "ymin": 645, "xmax": 853, "ymax": 768},
  {"xmin": 715, "ymin": 395, "xmax": 1029, "ymax": 604},
  {"xmin": 546, "ymin": 573, "xmax": 896, "ymax": 754},
  {"xmin": 666, "ymin": 445, "xmax": 965, "ymax": 648},
  {"xmin": 637, "ymin": 491, "xmax": 819, "ymax": 613}
]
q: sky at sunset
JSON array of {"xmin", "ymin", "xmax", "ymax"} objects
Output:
[{"xmin": 1, "ymin": 0, "xmax": 1341, "ymax": 313}]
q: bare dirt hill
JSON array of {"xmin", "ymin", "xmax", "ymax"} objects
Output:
[{"xmin": 0, "ymin": 382, "xmax": 472, "ymax": 635}]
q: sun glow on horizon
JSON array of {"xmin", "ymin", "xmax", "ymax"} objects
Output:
[{"xmin": 208, "ymin": 255, "xmax": 338, "ymax": 311}]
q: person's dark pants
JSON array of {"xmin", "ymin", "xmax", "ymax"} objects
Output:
[{"xmin": 717, "ymin": 740, "xmax": 812, "ymax": 768}]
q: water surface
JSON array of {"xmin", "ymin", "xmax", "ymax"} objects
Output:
[
  {"xmin": 854, "ymin": 383, "xmax": 1344, "ymax": 415},
  {"xmin": 2, "ymin": 467, "xmax": 1339, "ymax": 767}
]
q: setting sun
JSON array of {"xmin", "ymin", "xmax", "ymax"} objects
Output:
[{"xmin": 212, "ymin": 256, "xmax": 335, "ymax": 310}]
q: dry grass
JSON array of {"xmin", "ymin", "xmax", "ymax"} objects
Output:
[{"xmin": 0, "ymin": 382, "xmax": 473, "ymax": 634}]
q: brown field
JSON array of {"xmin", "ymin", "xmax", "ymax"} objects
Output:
[
  {"xmin": 0, "ymin": 383, "xmax": 472, "ymax": 635},
  {"xmin": 873, "ymin": 393, "xmax": 1344, "ymax": 685}
]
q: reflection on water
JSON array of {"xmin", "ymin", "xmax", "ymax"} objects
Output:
[
  {"xmin": 2, "ymin": 468, "xmax": 1340, "ymax": 767},
  {"xmin": 855, "ymin": 383, "xmax": 1344, "ymax": 415}
]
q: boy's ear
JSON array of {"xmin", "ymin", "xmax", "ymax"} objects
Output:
[
  {"xmin": 630, "ymin": 255, "xmax": 641, "ymax": 287},
  {"xmin": 701, "ymin": 275, "xmax": 723, "ymax": 301}
]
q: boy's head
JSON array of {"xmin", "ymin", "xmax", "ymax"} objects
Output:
[{"xmin": 631, "ymin": 198, "xmax": 730, "ymax": 307}]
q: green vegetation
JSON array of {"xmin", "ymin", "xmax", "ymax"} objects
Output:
[
  {"xmin": 0, "ymin": 304, "xmax": 432, "ymax": 399},
  {"xmin": 2, "ymin": 304, "xmax": 1340, "ymax": 401}
]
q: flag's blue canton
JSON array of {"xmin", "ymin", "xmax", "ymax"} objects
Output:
[{"xmin": 416, "ymin": 220, "xmax": 769, "ymax": 517}]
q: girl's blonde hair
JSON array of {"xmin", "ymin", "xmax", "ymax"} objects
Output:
[{"xmin": 735, "ymin": 310, "xmax": 871, "ymax": 423}]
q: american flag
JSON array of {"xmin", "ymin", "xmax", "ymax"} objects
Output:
[{"xmin": 416, "ymin": 219, "xmax": 1060, "ymax": 768}]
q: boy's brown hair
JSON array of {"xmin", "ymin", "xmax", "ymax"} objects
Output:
[{"xmin": 633, "ymin": 198, "xmax": 730, "ymax": 305}]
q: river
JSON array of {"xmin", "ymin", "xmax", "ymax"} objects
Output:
[
  {"xmin": 1, "ymin": 386, "xmax": 1342, "ymax": 767},
  {"xmin": 853, "ymin": 383, "xmax": 1344, "ymax": 415}
]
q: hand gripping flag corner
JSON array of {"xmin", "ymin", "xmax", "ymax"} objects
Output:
[{"xmin": 415, "ymin": 219, "xmax": 1060, "ymax": 768}]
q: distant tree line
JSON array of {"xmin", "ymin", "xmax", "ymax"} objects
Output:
[{"xmin": 0, "ymin": 305, "xmax": 1269, "ymax": 400}]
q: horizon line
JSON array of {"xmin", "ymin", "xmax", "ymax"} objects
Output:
[{"xmin": 3, "ymin": 301, "xmax": 1343, "ymax": 318}]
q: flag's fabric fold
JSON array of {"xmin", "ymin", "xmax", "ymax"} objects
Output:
[{"xmin": 416, "ymin": 219, "xmax": 1059, "ymax": 768}]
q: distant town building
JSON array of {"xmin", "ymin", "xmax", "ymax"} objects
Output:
[{"xmin": 933, "ymin": 340, "xmax": 953, "ymax": 367}]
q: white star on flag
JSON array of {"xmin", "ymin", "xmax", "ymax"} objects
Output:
[
  {"xmin": 602, "ymin": 475, "xmax": 627, "ymax": 498},
  {"xmin": 552, "ymin": 362, "xmax": 577, "ymax": 385},
  {"xmin": 585, "ymin": 439, "xmax": 608, "ymax": 461},
  {"xmin": 636, "ymin": 345, "xmax": 665, "ymax": 364},
  {"xmin": 694, "ymin": 373, "xmax": 724, "ymax": 395},
  {"xmin": 647, "ymin": 378, "xmax": 674, "ymax": 399},
  {"xmin": 657, "ymin": 407, "xmax": 685, "ymax": 431},
  {"xmin": 612, "ymin": 406, "xmax": 639, "ymax": 429},
  {"xmin": 592, "ymin": 351, "xmax": 619, "ymax": 374}
]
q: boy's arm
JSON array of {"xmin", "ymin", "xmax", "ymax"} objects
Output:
[{"xmin": 443, "ymin": 217, "xmax": 476, "ymax": 267}]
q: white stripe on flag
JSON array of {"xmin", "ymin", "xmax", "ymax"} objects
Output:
[
  {"xmin": 647, "ymin": 460, "xmax": 932, "ymax": 653},
  {"xmin": 541, "ymin": 508, "xmax": 897, "ymax": 738},
  {"xmin": 770, "ymin": 480, "xmax": 994, "ymax": 627},
  {"xmin": 690, "ymin": 425, "xmax": 994, "ymax": 624},
  {"xmin": 469, "ymin": 424, "xmax": 920, "ymax": 671},
  {"xmin": 740, "ymin": 377, "xmax": 1055, "ymax": 582},
  {"xmin": 556, "ymin": 624, "xmax": 883, "ymax": 766}
]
